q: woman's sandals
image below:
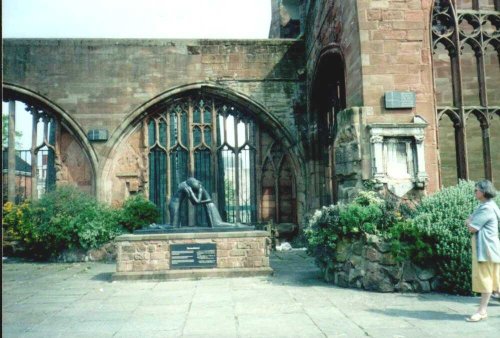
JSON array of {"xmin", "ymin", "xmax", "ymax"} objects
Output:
[{"xmin": 465, "ymin": 312, "xmax": 488, "ymax": 322}]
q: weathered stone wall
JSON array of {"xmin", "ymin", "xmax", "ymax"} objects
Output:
[
  {"xmin": 326, "ymin": 234, "xmax": 438, "ymax": 293},
  {"xmin": 301, "ymin": 0, "xmax": 365, "ymax": 210},
  {"xmin": 58, "ymin": 128, "xmax": 94, "ymax": 194},
  {"xmin": 431, "ymin": 43, "xmax": 500, "ymax": 108},
  {"xmin": 304, "ymin": 1, "xmax": 440, "ymax": 200},
  {"xmin": 115, "ymin": 231, "xmax": 270, "ymax": 273},
  {"xmin": 355, "ymin": 0, "xmax": 439, "ymax": 192},
  {"xmin": 334, "ymin": 107, "xmax": 368, "ymax": 201},
  {"xmin": 104, "ymin": 128, "xmax": 147, "ymax": 206},
  {"xmin": 305, "ymin": 0, "xmax": 364, "ymax": 107},
  {"xmin": 6, "ymin": 1, "xmax": 493, "ymax": 222},
  {"xmin": 3, "ymin": 39, "xmax": 306, "ymax": 214},
  {"xmin": 269, "ymin": 0, "xmax": 306, "ymax": 39},
  {"xmin": 3, "ymin": 39, "xmax": 305, "ymax": 154}
]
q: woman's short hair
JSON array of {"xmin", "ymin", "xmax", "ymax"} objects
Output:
[{"xmin": 475, "ymin": 179, "xmax": 497, "ymax": 199}]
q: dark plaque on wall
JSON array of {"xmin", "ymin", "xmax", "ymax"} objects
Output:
[
  {"xmin": 384, "ymin": 91, "xmax": 416, "ymax": 109},
  {"xmin": 87, "ymin": 128, "xmax": 109, "ymax": 141},
  {"xmin": 170, "ymin": 243, "xmax": 217, "ymax": 269}
]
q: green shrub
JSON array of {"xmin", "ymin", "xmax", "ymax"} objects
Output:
[
  {"xmin": 73, "ymin": 204, "xmax": 124, "ymax": 250},
  {"xmin": 391, "ymin": 180, "xmax": 500, "ymax": 295},
  {"xmin": 15, "ymin": 186, "xmax": 125, "ymax": 260},
  {"xmin": 5, "ymin": 188, "xmax": 160, "ymax": 260},
  {"xmin": 117, "ymin": 194, "xmax": 159, "ymax": 232},
  {"xmin": 304, "ymin": 190, "xmax": 393, "ymax": 270},
  {"xmin": 389, "ymin": 220, "xmax": 434, "ymax": 266},
  {"xmin": 2, "ymin": 201, "xmax": 31, "ymax": 238},
  {"xmin": 304, "ymin": 204, "xmax": 342, "ymax": 269}
]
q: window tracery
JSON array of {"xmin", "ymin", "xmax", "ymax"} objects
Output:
[
  {"xmin": 145, "ymin": 93, "xmax": 295, "ymax": 226},
  {"xmin": 432, "ymin": 0, "xmax": 500, "ymax": 185}
]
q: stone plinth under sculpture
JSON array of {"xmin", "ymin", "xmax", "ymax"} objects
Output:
[
  {"xmin": 113, "ymin": 230, "xmax": 272, "ymax": 281},
  {"xmin": 113, "ymin": 178, "xmax": 273, "ymax": 280}
]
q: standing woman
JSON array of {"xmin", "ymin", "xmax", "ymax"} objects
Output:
[{"xmin": 465, "ymin": 179, "xmax": 500, "ymax": 322}]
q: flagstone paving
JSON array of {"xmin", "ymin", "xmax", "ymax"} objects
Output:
[{"xmin": 2, "ymin": 251, "xmax": 499, "ymax": 337}]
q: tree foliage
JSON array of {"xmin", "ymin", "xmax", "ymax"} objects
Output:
[{"xmin": 2, "ymin": 113, "xmax": 23, "ymax": 149}]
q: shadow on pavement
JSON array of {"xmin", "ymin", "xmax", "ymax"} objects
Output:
[
  {"xmin": 91, "ymin": 272, "xmax": 113, "ymax": 282},
  {"xmin": 416, "ymin": 294, "xmax": 480, "ymax": 305},
  {"xmin": 266, "ymin": 250, "xmax": 337, "ymax": 288},
  {"xmin": 2, "ymin": 257, "xmax": 37, "ymax": 264},
  {"xmin": 369, "ymin": 308, "xmax": 466, "ymax": 321}
]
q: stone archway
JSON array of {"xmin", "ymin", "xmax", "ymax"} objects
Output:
[
  {"xmin": 309, "ymin": 44, "xmax": 347, "ymax": 206},
  {"xmin": 2, "ymin": 83, "xmax": 98, "ymax": 198},
  {"xmin": 101, "ymin": 83, "xmax": 306, "ymax": 225}
]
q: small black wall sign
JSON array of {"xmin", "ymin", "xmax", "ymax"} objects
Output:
[
  {"xmin": 170, "ymin": 243, "xmax": 217, "ymax": 269},
  {"xmin": 384, "ymin": 91, "xmax": 416, "ymax": 109}
]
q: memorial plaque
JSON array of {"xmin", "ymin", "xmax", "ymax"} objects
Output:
[
  {"xmin": 170, "ymin": 243, "xmax": 217, "ymax": 269},
  {"xmin": 384, "ymin": 91, "xmax": 416, "ymax": 109}
]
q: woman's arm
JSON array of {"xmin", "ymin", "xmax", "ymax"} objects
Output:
[
  {"xmin": 467, "ymin": 224, "xmax": 478, "ymax": 233},
  {"xmin": 465, "ymin": 216, "xmax": 476, "ymax": 233},
  {"xmin": 468, "ymin": 204, "xmax": 492, "ymax": 233}
]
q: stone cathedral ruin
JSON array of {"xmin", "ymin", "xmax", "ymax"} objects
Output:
[{"xmin": 3, "ymin": 0, "xmax": 500, "ymax": 229}]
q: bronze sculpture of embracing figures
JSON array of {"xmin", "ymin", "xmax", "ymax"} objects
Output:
[{"xmin": 169, "ymin": 177, "xmax": 235, "ymax": 228}]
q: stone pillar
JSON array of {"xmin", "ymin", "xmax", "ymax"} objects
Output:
[
  {"xmin": 370, "ymin": 135, "xmax": 385, "ymax": 181},
  {"xmin": 31, "ymin": 110, "xmax": 39, "ymax": 200},
  {"xmin": 333, "ymin": 107, "xmax": 368, "ymax": 202},
  {"xmin": 414, "ymin": 135, "xmax": 428, "ymax": 188},
  {"xmin": 7, "ymin": 101, "xmax": 16, "ymax": 203},
  {"xmin": 54, "ymin": 117, "xmax": 62, "ymax": 174}
]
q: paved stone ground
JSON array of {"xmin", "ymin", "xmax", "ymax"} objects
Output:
[{"xmin": 2, "ymin": 250, "xmax": 499, "ymax": 338}]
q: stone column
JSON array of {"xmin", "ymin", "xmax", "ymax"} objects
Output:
[
  {"xmin": 7, "ymin": 101, "xmax": 16, "ymax": 203},
  {"xmin": 31, "ymin": 109, "xmax": 39, "ymax": 200},
  {"xmin": 54, "ymin": 116, "xmax": 62, "ymax": 184},
  {"xmin": 370, "ymin": 135, "xmax": 385, "ymax": 180},
  {"xmin": 414, "ymin": 135, "xmax": 428, "ymax": 187}
]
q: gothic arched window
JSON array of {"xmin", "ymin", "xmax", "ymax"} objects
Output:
[
  {"xmin": 145, "ymin": 92, "xmax": 295, "ymax": 226},
  {"xmin": 432, "ymin": 0, "xmax": 500, "ymax": 186}
]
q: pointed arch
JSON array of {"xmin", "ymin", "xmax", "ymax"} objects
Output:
[
  {"xmin": 101, "ymin": 83, "xmax": 304, "ymax": 177},
  {"xmin": 100, "ymin": 83, "xmax": 306, "ymax": 224},
  {"xmin": 2, "ymin": 83, "xmax": 98, "ymax": 196},
  {"xmin": 309, "ymin": 43, "xmax": 347, "ymax": 205}
]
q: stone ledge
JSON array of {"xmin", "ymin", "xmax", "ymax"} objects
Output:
[
  {"xmin": 112, "ymin": 267, "xmax": 273, "ymax": 281},
  {"xmin": 116, "ymin": 230, "xmax": 269, "ymax": 241}
]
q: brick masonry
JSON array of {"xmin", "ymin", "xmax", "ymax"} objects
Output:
[
  {"xmin": 115, "ymin": 231, "xmax": 271, "ymax": 273},
  {"xmin": 304, "ymin": 0, "xmax": 441, "ymax": 200},
  {"xmin": 357, "ymin": 0, "xmax": 440, "ymax": 194},
  {"xmin": 3, "ymin": 39, "xmax": 305, "ymax": 146}
]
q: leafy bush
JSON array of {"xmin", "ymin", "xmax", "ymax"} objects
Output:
[
  {"xmin": 389, "ymin": 220, "xmax": 435, "ymax": 266},
  {"xmin": 117, "ymin": 194, "xmax": 159, "ymax": 232},
  {"xmin": 303, "ymin": 182, "xmax": 500, "ymax": 295},
  {"xmin": 11, "ymin": 186, "xmax": 125, "ymax": 260},
  {"xmin": 2, "ymin": 201, "xmax": 31, "ymax": 238},
  {"xmin": 304, "ymin": 204, "xmax": 342, "ymax": 269},
  {"xmin": 3, "ymin": 188, "xmax": 161, "ymax": 260},
  {"xmin": 72, "ymin": 204, "xmax": 124, "ymax": 251},
  {"xmin": 304, "ymin": 191, "xmax": 393, "ymax": 269},
  {"xmin": 391, "ymin": 180, "xmax": 500, "ymax": 295}
]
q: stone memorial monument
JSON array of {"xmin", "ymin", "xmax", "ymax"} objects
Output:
[{"xmin": 113, "ymin": 177, "xmax": 272, "ymax": 281}]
